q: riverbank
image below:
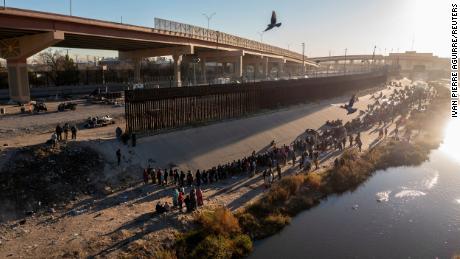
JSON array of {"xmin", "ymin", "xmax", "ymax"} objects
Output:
[
  {"xmin": 0, "ymin": 79, "xmax": 439, "ymax": 258},
  {"xmin": 171, "ymin": 83, "xmax": 450, "ymax": 258}
]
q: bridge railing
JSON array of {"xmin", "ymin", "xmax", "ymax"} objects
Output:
[{"xmin": 154, "ymin": 18, "xmax": 305, "ymax": 61}]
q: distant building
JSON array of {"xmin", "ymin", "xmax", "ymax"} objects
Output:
[{"xmin": 386, "ymin": 51, "xmax": 449, "ymax": 72}]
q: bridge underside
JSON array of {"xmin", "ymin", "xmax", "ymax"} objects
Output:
[{"xmin": 0, "ymin": 8, "xmax": 316, "ymax": 102}]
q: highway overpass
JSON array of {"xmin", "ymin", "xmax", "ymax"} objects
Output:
[{"xmin": 0, "ymin": 8, "xmax": 318, "ymax": 102}]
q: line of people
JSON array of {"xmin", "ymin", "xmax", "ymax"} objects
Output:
[{"xmin": 147, "ymin": 81, "xmax": 435, "ymax": 214}]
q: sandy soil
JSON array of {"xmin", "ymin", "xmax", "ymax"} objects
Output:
[
  {"xmin": 0, "ymin": 99, "xmax": 124, "ymax": 144},
  {"xmin": 0, "ymin": 82, "xmax": 408, "ymax": 258}
]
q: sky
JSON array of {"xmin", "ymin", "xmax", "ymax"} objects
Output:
[{"xmin": 3, "ymin": 0, "xmax": 452, "ymax": 59}]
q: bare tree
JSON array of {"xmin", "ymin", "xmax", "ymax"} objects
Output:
[{"xmin": 36, "ymin": 49, "xmax": 78, "ymax": 86}]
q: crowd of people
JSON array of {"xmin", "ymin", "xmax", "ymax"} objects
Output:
[
  {"xmin": 137, "ymin": 81, "xmax": 436, "ymax": 215},
  {"xmin": 48, "ymin": 123, "xmax": 78, "ymax": 147}
]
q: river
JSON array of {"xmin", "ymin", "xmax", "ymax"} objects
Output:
[{"xmin": 251, "ymin": 119, "xmax": 460, "ymax": 259}]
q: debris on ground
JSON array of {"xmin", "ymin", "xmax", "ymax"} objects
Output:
[{"xmin": 0, "ymin": 143, "xmax": 105, "ymax": 221}]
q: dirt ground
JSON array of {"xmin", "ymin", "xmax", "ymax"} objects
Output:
[{"xmin": 0, "ymin": 81, "xmax": 410, "ymax": 258}]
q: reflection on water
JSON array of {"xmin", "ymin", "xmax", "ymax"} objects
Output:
[{"xmin": 251, "ymin": 122, "xmax": 460, "ymax": 259}]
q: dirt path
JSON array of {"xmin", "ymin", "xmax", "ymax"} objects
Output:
[{"xmin": 0, "ymin": 82, "xmax": 408, "ymax": 258}]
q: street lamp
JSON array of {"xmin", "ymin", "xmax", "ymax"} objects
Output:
[
  {"xmin": 257, "ymin": 32, "xmax": 264, "ymax": 43},
  {"xmin": 202, "ymin": 12, "xmax": 216, "ymax": 30},
  {"xmin": 301, "ymin": 43, "xmax": 305, "ymax": 77},
  {"xmin": 343, "ymin": 48, "xmax": 347, "ymax": 75},
  {"xmin": 69, "ymin": 0, "xmax": 72, "ymax": 16},
  {"xmin": 372, "ymin": 45, "xmax": 376, "ymax": 71},
  {"xmin": 3, "ymin": 0, "xmax": 6, "ymax": 9}
]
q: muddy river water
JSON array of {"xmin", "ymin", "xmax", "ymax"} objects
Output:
[{"xmin": 251, "ymin": 120, "xmax": 460, "ymax": 259}]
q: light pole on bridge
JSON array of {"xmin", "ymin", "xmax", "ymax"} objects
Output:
[
  {"xmin": 69, "ymin": 0, "xmax": 72, "ymax": 16},
  {"xmin": 343, "ymin": 48, "xmax": 347, "ymax": 75},
  {"xmin": 257, "ymin": 32, "xmax": 264, "ymax": 43},
  {"xmin": 202, "ymin": 12, "xmax": 216, "ymax": 30},
  {"xmin": 302, "ymin": 42, "xmax": 305, "ymax": 77}
]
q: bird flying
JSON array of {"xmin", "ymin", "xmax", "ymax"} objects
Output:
[
  {"xmin": 340, "ymin": 94, "xmax": 358, "ymax": 114},
  {"xmin": 264, "ymin": 11, "xmax": 282, "ymax": 32}
]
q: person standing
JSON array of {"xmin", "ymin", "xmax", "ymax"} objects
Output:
[
  {"xmin": 63, "ymin": 123, "xmax": 70, "ymax": 141},
  {"xmin": 71, "ymin": 125, "xmax": 78, "ymax": 140},
  {"xmin": 172, "ymin": 188, "xmax": 179, "ymax": 207},
  {"xmin": 178, "ymin": 189, "xmax": 184, "ymax": 211},
  {"xmin": 196, "ymin": 188, "xmax": 204, "ymax": 206},
  {"xmin": 163, "ymin": 169, "xmax": 168, "ymax": 185},
  {"xmin": 131, "ymin": 133, "xmax": 137, "ymax": 147},
  {"xmin": 356, "ymin": 136, "xmax": 362, "ymax": 152},
  {"xmin": 55, "ymin": 124, "xmax": 63, "ymax": 141},
  {"xmin": 116, "ymin": 149, "xmax": 121, "ymax": 166},
  {"xmin": 51, "ymin": 132, "xmax": 58, "ymax": 148},
  {"xmin": 143, "ymin": 169, "xmax": 149, "ymax": 185}
]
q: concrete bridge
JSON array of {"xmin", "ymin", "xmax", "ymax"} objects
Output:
[
  {"xmin": 310, "ymin": 54, "xmax": 385, "ymax": 63},
  {"xmin": 0, "ymin": 8, "xmax": 319, "ymax": 102}
]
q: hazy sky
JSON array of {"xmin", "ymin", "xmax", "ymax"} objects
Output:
[{"xmin": 4, "ymin": 0, "xmax": 451, "ymax": 59}]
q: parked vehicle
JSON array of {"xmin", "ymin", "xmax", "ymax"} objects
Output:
[
  {"xmin": 85, "ymin": 115, "xmax": 115, "ymax": 128},
  {"xmin": 58, "ymin": 102, "xmax": 77, "ymax": 112},
  {"xmin": 32, "ymin": 101, "xmax": 48, "ymax": 113}
]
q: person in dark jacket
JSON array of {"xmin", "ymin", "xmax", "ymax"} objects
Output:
[
  {"xmin": 55, "ymin": 124, "xmax": 63, "ymax": 141},
  {"xmin": 71, "ymin": 125, "xmax": 78, "ymax": 140}
]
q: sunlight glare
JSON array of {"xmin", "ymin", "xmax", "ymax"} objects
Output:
[{"xmin": 440, "ymin": 119, "xmax": 460, "ymax": 162}]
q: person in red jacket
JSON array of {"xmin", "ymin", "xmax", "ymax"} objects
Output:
[{"xmin": 196, "ymin": 188, "xmax": 204, "ymax": 206}]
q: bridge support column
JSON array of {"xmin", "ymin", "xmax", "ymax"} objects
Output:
[
  {"xmin": 133, "ymin": 58, "xmax": 142, "ymax": 83},
  {"xmin": 277, "ymin": 61, "xmax": 285, "ymax": 78},
  {"xmin": 235, "ymin": 55, "xmax": 243, "ymax": 80},
  {"xmin": 6, "ymin": 58, "xmax": 29, "ymax": 103},
  {"xmin": 264, "ymin": 57, "xmax": 269, "ymax": 79},
  {"xmin": 201, "ymin": 57, "xmax": 207, "ymax": 83},
  {"xmin": 173, "ymin": 54, "xmax": 182, "ymax": 87},
  {"xmin": 0, "ymin": 31, "xmax": 64, "ymax": 103}
]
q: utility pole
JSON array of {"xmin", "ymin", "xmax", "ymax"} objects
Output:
[
  {"xmin": 343, "ymin": 48, "xmax": 347, "ymax": 75},
  {"xmin": 302, "ymin": 43, "xmax": 305, "ymax": 77},
  {"xmin": 372, "ymin": 45, "xmax": 376, "ymax": 71},
  {"xmin": 202, "ymin": 12, "xmax": 216, "ymax": 30}
]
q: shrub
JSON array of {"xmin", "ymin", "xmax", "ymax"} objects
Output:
[
  {"xmin": 190, "ymin": 234, "xmax": 233, "ymax": 259},
  {"xmin": 232, "ymin": 234, "xmax": 253, "ymax": 257},
  {"xmin": 278, "ymin": 175, "xmax": 304, "ymax": 195},
  {"xmin": 305, "ymin": 173, "xmax": 323, "ymax": 190},
  {"xmin": 266, "ymin": 186, "xmax": 290, "ymax": 204},
  {"xmin": 236, "ymin": 212, "xmax": 260, "ymax": 237},
  {"xmin": 198, "ymin": 207, "xmax": 241, "ymax": 237}
]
